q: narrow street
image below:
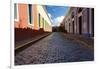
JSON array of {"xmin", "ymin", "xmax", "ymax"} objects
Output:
[{"xmin": 15, "ymin": 32, "xmax": 94, "ymax": 65}]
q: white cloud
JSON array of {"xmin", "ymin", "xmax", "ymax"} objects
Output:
[
  {"xmin": 48, "ymin": 13, "xmax": 64, "ymax": 26},
  {"xmin": 48, "ymin": 13, "xmax": 53, "ymax": 23},
  {"xmin": 48, "ymin": 13, "xmax": 52, "ymax": 19},
  {"xmin": 53, "ymin": 16, "xmax": 64, "ymax": 26}
]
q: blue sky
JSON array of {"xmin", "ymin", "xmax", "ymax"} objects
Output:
[{"xmin": 45, "ymin": 5, "xmax": 69, "ymax": 26}]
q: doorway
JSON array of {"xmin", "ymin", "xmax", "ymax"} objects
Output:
[
  {"xmin": 72, "ymin": 21, "xmax": 74, "ymax": 34},
  {"xmin": 79, "ymin": 16, "xmax": 82, "ymax": 34}
]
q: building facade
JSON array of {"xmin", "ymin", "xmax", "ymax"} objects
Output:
[
  {"xmin": 61, "ymin": 7, "xmax": 94, "ymax": 37},
  {"xmin": 14, "ymin": 3, "xmax": 52, "ymax": 42}
]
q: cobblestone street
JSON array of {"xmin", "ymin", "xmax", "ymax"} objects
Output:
[{"xmin": 15, "ymin": 32, "xmax": 94, "ymax": 65}]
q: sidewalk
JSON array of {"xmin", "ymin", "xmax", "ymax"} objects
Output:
[
  {"xmin": 63, "ymin": 33, "xmax": 94, "ymax": 50},
  {"xmin": 15, "ymin": 33, "xmax": 51, "ymax": 53}
]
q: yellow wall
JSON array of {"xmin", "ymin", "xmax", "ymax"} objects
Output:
[{"xmin": 37, "ymin": 5, "xmax": 52, "ymax": 32}]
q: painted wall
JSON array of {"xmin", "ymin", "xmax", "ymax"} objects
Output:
[
  {"xmin": 14, "ymin": 4, "xmax": 52, "ymax": 32},
  {"xmin": 14, "ymin": 4, "xmax": 28, "ymax": 28},
  {"xmin": 61, "ymin": 7, "xmax": 94, "ymax": 37},
  {"xmin": 14, "ymin": 4, "xmax": 52, "ymax": 42},
  {"xmin": 37, "ymin": 5, "xmax": 52, "ymax": 32}
]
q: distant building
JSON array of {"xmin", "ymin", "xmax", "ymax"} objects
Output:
[
  {"xmin": 61, "ymin": 7, "xmax": 94, "ymax": 37},
  {"xmin": 14, "ymin": 4, "xmax": 52, "ymax": 42}
]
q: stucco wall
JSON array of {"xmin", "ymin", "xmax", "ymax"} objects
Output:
[{"xmin": 37, "ymin": 5, "xmax": 52, "ymax": 32}]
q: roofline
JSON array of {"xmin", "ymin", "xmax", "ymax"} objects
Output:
[{"xmin": 42, "ymin": 5, "xmax": 52, "ymax": 25}]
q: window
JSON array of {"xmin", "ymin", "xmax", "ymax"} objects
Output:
[
  {"xmin": 91, "ymin": 8, "xmax": 94, "ymax": 36},
  {"xmin": 68, "ymin": 18, "xmax": 70, "ymax": 21},
  {"xmin": 28, "ymin": 4, "xmax": 33, "ymax": 24},
  {"xmin": 72, "ymin": 12, "xmax": 74, "ymax": 18},
  {"xmin": 69, "ymin": 23, "xmax": 70, "ymax": 32},
  {"xmin": 38, "ymin": 13, "xmax": 41, "ymax": 27},
  {"xmin": 45, "ymin": 20, "xmax": 46, "ymax": 28},
  {"xmin": 78, "ymin": 8, "xmax": 83, "ymax": 13},
  {"xmin": 40, "ymin": 16, "xmax": 42, "ymax": 28},
  {"xmin": 14, "ymin": 3, "xmax": 19, "ymax": 21},
  {"xmin": 42, "ymin": 18, "xmax": 44, "ymax": 28}
]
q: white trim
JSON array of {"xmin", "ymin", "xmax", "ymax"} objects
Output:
[
  {"xmin": 14, "ymin": 3, "xmax": 19, "ymax": 22},
  {"xmin": 27, "ymin": 4, "xmax": 34, "ymax": 26}
]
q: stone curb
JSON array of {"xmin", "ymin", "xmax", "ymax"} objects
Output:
[{"xmin": 15, "ymin": 33, "xmax": 51, "ymax": 54}]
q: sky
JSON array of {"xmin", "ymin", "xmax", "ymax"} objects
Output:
[{"xmin": 45, "ymin": 5, "xmax": 69, "ymax": 26}]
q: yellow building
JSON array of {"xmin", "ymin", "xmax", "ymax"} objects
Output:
[{"xmin": 14, "ymin": 4, "xmax": 52, "ymax": 42}]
